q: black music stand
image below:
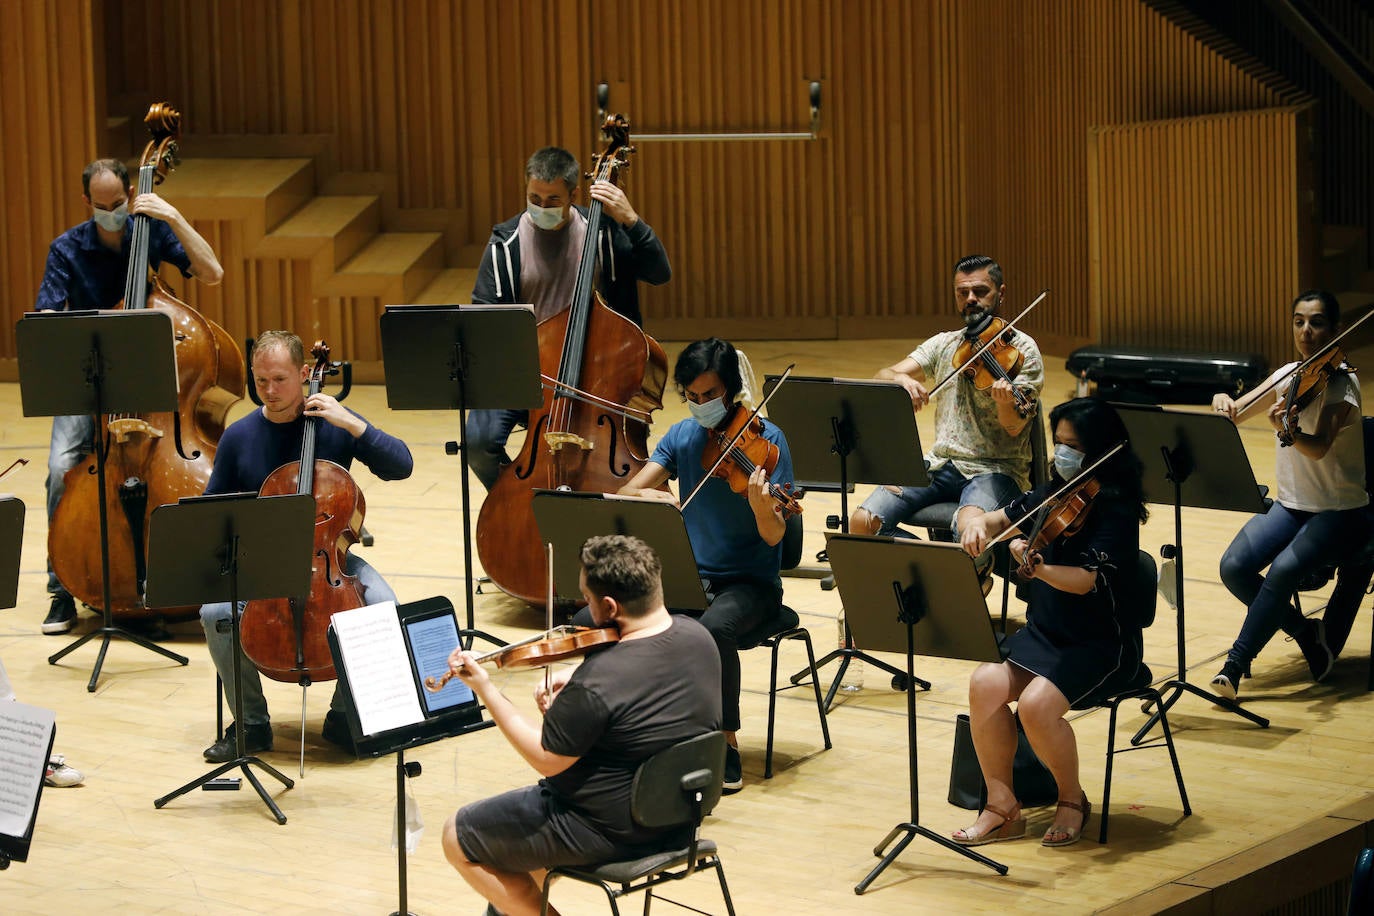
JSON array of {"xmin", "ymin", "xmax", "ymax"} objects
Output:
[
  {"xmin": 17, "ymin": 310, "xmax": 190, "ymax": 690},
  {"xmin": 147, "ymin": 492, "xmax": 315, "ymax": 824},
  {"xmin": 0, "ymin": 497, "xmax": 23, "ymax": 611},
  {"xmin": 826, "ymin": 534, "xmax": 1008, "ymax": 888},
  {"xmin": 1113, "ymin": 405, "xmax": 1271, "ymax": 743},
  {"xmin": 328, "ymin": 597, "xmax": 493, "ymax": 916},
  {"xmin": 766, "ymin": 375, "xmax": 932, "ymax": 706},
  {"xmin": 379, "ymin": 305, "xmax": 542, "ymax": 649}
]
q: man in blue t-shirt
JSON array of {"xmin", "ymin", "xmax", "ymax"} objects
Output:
[
  {"xmin": 198, "ymin": 331, "xmax": 413, "ymax": 763},
  {"xmin": 613, "ymin": 337, "xmax": 794, "ymax": 795},
  {"xmin": 37, "ymin": 158, "xmax": 224, "ymax": 635}
]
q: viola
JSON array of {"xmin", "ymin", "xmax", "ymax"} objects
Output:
[
  {"xmin": 700, "ymin": 404, "xmax": 804, "ymax": 518},
  {"xmin": 424, "ymin": 625, "xmax": 620, "ymax": 692},
  {"xmin": 1277, "ymin": 347, "xmax": 1351, "ymax": 447},
  {"xmin": 239, "ymin": 342, "xmax": 366, "ymax": 684},
  {"xmin": 1016, "ymin": 477, "xmax": 1100, "ymax": 578},
  {"xmin": 49, "ymin": 102, "xmax": 245, "ymax": 622},
  {"xmin": 952, "ymin": 314, "xmax": 1036, "ymax": 418}
]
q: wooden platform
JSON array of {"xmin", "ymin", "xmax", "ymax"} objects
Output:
[{"xmin": 2, "ymin": 339, "xmax": 1372, "ymax": 914}]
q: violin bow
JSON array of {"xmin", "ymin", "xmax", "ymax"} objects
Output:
[
  {"xmin": 984, "ymin": 441, "xmax": 1126, "ymax": 551},
  {"xmin": 0, "ymin": 458, "xmax": 29, "ymax": 483},
  {"xmin": 1238, "ymin": 307, "xmax": 1374, "ymax": 408},
  {"xmin": 925, "ymin": 290, "xmax": 1049, "ymax": 401},
  {"xmin": 680, "ymin": 363, "xmax": 796, "ymax": 513}
]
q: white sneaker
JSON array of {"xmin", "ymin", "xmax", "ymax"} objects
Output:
[{"xmin": 45, "ymin": 755, "xmax": 84, "ymax": 787}]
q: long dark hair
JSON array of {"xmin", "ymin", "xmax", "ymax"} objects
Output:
[{"xmin": 1048, "ymin": 397, "xmax": 1148, "ymax": 523}]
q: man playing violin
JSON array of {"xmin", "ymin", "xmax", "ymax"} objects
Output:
[
  {"xmin": 465, "ymin": 145, "xmax": 672, "ymax": 492},
  {"xmin": 599, "ymin": 337, "xmax": 793, "ymax": 794},
  {"xmin": 954, "ymin": 397, "xmax": 1149, "ymax": 849},
  {"xmin": 442, "ymin": 535, "xmax": 720, "ymax": 916},
  {"xmin": 1210, "ymin": 290, "xmax": 1369, "ymax": 698},
  {"xmin": 198, "ymin": 330, "xmax": 413, "ymax": 762},
  {"xmin": 851, "ymin": 255, "xmax": 1044, "ymax": 586},
  {"xmin": 36, "ymin": 157, "xmax": 224, "ymax": 636}
]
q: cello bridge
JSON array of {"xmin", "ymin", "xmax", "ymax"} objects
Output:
[
  {"xmin": 545, "ymin": 432, "xmax": 593, "ymax": 453},
  {"xmin": 108, "ymin": 418, "xmax": 165, "ymax": 443}
]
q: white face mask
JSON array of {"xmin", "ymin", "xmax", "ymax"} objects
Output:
[
  {"xmin": 688, "ymin": 396, "xmax": 729, "ymax": 429},
  {"xmin": 92, "ymin": 203, "xmax": 128, "ymax": 232},
  {"xmin": 526, "ymin": 202, "xmax": 566, "ymax": 231},
  {"xmin": 1053, "ymin": 443, "xmax": 1086, "ymax": 481}
]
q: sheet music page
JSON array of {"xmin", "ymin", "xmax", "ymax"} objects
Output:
[
  {"xmin": 330, "ymin": 601, "xmax": 424, "ymax": 736},
  {"xmin": 0, "ymin": 701, "xmax": 55, "ymax": 838}
]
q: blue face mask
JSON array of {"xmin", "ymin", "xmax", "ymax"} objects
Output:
[
  {"xmin": 1053, "ymin": 443, "xmax": 1086, "ymax": 481},
  {"xmin": 526, "ymin": 202, "xmax": 566, "ymax": 231},
  {"xmin": 92, "ymin": 202, "xmax": 128, "ymax": 232},
  {"xmin": 688, "ymin": 396, "xmax": 729, "ymax": 429}
]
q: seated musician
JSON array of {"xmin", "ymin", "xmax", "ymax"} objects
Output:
[
  {"xmin": 198, "ymin": 330, "xmax": 413, "ymax": 762},
  {"xmin": 36, "ymin": 157, "xmax": 223, "ymax": 637},
  {"xmin": 850, "ymin": 255, "xmax": 1044, "ymax": 589},
  {"xmin": 596, "ymin": 337, "xmax": 793, "ymax": 794},
  {"xmin": 465, "ymin": 145, "xmax": 671, "ymax": 492},
  {"xmin": 441, "ymin": 535, "xmax": 720, "ymax": 916},
  {"xmin": 1210, "ymin": 290, "xmax": 1369, "ymax": 697},
  {"xmin": 953, "ymin": 398, "xmax": 1149, "ymax": 848}
]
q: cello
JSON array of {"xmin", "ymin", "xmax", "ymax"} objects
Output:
[
  {"xmin": 239, "ymin": 342, "xmax": 366, "ymax": 683},
  {"xmin": 475, "ymin": 115, "xmax": 668, "ymax": 606},
  {"xmin": 49, "ymin": 102, "xmax": 245, "ymax": 622}
]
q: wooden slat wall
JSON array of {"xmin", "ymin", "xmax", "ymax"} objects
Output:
[
  {"xmin": 0, "ymin": 0, "xmax": 104, "ymax": 359},
  {"xmin": 1, "ymin": 0, "xmax": 1333, "ymax": 369},
  {"xmin": 1088, "ymin": 106, "xmax": 1317, "ymax": 370}
]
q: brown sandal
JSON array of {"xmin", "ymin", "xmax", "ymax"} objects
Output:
[
  {"xmin": 952, "ymin": 802, "xmax": 1026, "ymax": 847},
  {"xmin": 1042, "ymin": 794, "xmax": 1092, "ymax": 847}
]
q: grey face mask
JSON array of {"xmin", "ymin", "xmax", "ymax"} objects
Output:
[
  {"xmin": 1053, "ymin": 443, "xmax": 1086, "ymax": 481},
  {"xmin": 92, "ymin": 203, "xmax": 128, "ymax": 232}
]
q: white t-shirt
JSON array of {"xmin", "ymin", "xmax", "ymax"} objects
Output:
[{"xmin": 1268, "ymin": 361, "xmax": 1368, "ymax": 512}]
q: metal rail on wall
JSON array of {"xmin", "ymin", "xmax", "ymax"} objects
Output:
[{"xmin": 595, "ymin": 81, "xmax": 821, "ymax": 142}]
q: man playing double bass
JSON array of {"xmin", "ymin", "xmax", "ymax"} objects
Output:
[
  {"xmin": 36, "ymin": 157, "xmax": 224, "ymax": 636},
  {"xmin": 197, "ymin": 330, "xmax": 413, "ymax": 762},
  {"xmin": 464, "ymin": 145, "xmax": 672, "ymax": 492}
]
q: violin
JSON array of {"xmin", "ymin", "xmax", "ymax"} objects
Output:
[
  {"xmin": 1277, "ymin": 347, "xmax": 1351, "ymax": 447},
  {"xmin": 424, "ymin": 625, "xmax": 620, "ymax": 692},
  {"xmin": 699, "ymin": 404, "xmax": 804, "ymax": 518},
  {"xmin": 952, "ymin": 314, "xmax": 1036, "ymax": 418},
  {"xmin": 1015, "ymin": 477, "xmax": 1100, "ymax": 578}
]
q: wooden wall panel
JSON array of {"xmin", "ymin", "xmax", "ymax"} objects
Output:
[
  {"xmin": 0, "ymin": 1, "xmax": 104, "ymax": 363},
  {"xmin": 1088, "ymin": 107, "xmax": 1317, "ymax": 370}
]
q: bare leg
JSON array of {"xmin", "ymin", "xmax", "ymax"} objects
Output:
[
  {"xmin": 442, "ymin": 814, "xmax": 561, "ymax": 916},
  {"xmin": 956, "ymin": 661, "xmax": 1033, "ymax": 838},
  {"xmin": 1016, "ymin": 677, "xmax": 1084, "ymax": 842},
  {"xmin": 849, "ymin": 506, "xmax": 882, "ymax": 535}
]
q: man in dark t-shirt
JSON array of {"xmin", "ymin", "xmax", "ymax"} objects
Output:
[{"xmin": 441, "ymin": 535, "xmax": 720, "ymax": 916}]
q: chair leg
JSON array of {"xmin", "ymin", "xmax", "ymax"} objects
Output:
[
  {"xmin": 1153, "ymin": 689, "xmax": 1192, "ymax": 817},
  {"xmin": 799, "ymin": 631, "xmax": 832, "ymax": 752},
  {"xmin": 765, "ymin": 639, "xmax": 781, "ymax": 779},
  {"xmin": 1100, "ymin": 699, "xmax": 1120, "ymax": 844},
  {"xmin": 713, "ymin": 858, "xmax": 738, "ymax": 916}
]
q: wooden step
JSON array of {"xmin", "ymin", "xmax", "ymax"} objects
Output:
[
  {"xmin": 321, "ymin": 232, "xmax": 444, "ymax": 301},
  {"xmin": 411, "ymin": 268, "xmax": 481, "ymax": 305},
  {"xmin": 157, "ymin": 158, "xmax": 315, "ymax": 244},
  {"xmin": 253, "ymin": 195, "xmax": 381, "ymax": 283}
]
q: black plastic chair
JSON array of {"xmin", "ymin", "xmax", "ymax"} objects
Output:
[
  {"xmin": 1349, "ymin": 847, "xmax": 1374, "ymax": 915},
  {"xmin": 540, "ymin": 731, "xmax": 736, "ymax": 916},
  {"xmin": 1070, "ymin": 549, "xmax": 1191, "ymax": 843},
  {"xmin": 736, "ymin": 513, "xmax": 832, "ymax": 778}
]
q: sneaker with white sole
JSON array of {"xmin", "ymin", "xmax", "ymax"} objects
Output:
[
  {"xmin": 1292, "ymin": 619, "xmax": 1334, "ymax": 683},
  {"xmin": 45, "ymin": 755, "xmax": 84, "ymax": 787},
  {"xmin": 722, "ymin": 744, "xmax": 743, "ymax": 794},
  {"xmin": 42, "ymin": 594, "xmax": 77, "ymax": 635},
  {"xmin": 1211, "ymin": 661, "xmax": 1243, "ymax": 701}
]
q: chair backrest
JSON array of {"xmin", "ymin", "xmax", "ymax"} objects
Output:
[
  {"xmin": 1030, "ymin": 401, "xmax": 1049, "ymax": 488},
  {"xmin": 1117, "ymin": 549, "xmax": 1159, "ymax": 629},
  {"xmin": 781, "ymin": 511, "xmax": 804, "ymax": 572},
  {"xmin": 630, "ymin": 731, "xmax": 726, "ymax": 830},
  {"xmin": 1362, "ymin": 417, "xmax": 1374, "ymax": 498}
]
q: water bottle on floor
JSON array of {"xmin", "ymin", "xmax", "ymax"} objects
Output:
[{"xmin": 837, "ymin": 607, "xmax": 864, "ymax": 692}]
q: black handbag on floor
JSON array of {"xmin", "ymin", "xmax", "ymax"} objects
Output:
[{"xmin": 947, "ymin": 712, "xmax": 1059, "ymax": 810}]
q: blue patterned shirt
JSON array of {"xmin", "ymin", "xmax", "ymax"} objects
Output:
[{"xmin": 35, "ymin": 218, "xmax": 192, "ymax": 311}]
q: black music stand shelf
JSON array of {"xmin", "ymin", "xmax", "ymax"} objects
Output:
[
  {"xmin": 328, "ymin": 597, "xmax": 493, "ymax": 916},
  {"xmin": 827, "ymin": 534, "xmax": 1009, "ymax": 888},
  {"xmin": 1113, "ymin": 406, "xmax": 1272, "ymax": 743},
  {"xmin": 17, "ymin": 310, "xmax": 189, "ymax": 691},
  {"xmin": 379, "ymin": 304, "xmax": 541, "ymax": 649},
  {"xmin": 766, "ymin": 375, "xmax": 933, "ymax": 707},
  {"xmin": 147, "ymin": 492, "xmax": 316, "ymax": 824}
]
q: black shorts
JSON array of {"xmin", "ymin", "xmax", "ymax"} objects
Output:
[{"xmin": 454, "ymin": 785, "xmax": 630, "ymax": 873}]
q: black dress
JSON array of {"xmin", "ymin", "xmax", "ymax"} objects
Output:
[{"xmin": 1000, "ymin": 483, "xmax": 1144, "ymax": 705}]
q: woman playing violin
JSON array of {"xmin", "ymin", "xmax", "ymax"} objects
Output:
[
  {"xmin": 954, "ymin": 398, "xmax": 1148, "ymax": 848},
  {"xmin": 1210, "ymin": 290, "xmax": 1369, "ymax": 697},
  {"xmin": 442, "ymin": 535, "xmax": 720, "ymax": 916},
  {"xmin": 604, "ymin": 337, "xmax": 793, "ymax": 794}
]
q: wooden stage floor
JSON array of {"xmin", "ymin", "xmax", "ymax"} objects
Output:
[{"xmin": 2, "ymin": 339, "xmax": 1371, "ymax": 914}]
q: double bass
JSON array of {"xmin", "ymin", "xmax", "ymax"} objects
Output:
[
  {"xmin": 475, "ymin": 115, "xmax": 668, "ymax": 605},
  {"xmin": 50, "ymin": 102, "xmax": 245, "ymax": 622},
  {"xmin": 240, "ymin": 343, "xmax": 366, "ymax": 683}
]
